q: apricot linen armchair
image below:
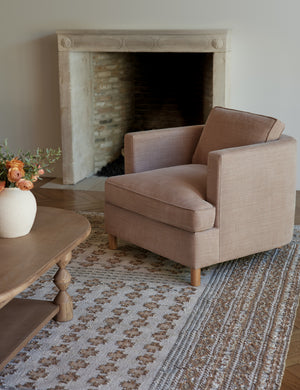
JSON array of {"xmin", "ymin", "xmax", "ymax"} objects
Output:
[{"xmin": 105, "ymin": 107, "xmax": 297, "ymax": 286}]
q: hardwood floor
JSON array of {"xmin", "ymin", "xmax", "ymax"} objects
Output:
[
  {"xmin": 32, "ymin": 182, "xmax": 300, "ymax": 389},
  {"xmin": 33, "ymin": 180, "xmax": 105, "ymax": 212}
]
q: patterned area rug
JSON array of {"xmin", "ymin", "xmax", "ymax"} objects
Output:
[{"xmin": 1, "ymin": 213, "xmax": 299, "ymax": 390}]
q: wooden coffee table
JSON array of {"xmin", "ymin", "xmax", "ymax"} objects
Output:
[{"xmin": 0, "ymin": 206, "xmax": 91, "ymax": 370}]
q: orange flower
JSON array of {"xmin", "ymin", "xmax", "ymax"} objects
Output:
[
  {"xmin": 37, "ymin": 165, "xmax": 44, "ymax": 175},
  {"xmin": 0, "ymin": 181, "xmax": 5, "ymax": 193},
  {"xmin": 31, "ymin": 175, "xmax": 39, "ymax": 182},
  {"xmin": 6, "ymin": 158, "xmax": 24, "ymax": 170},
  {"xmin": 16, "ymin": 178, "xmax": 34, "ymax": 191},
  {"xmin": 7, "ymin": 167, "xmax": 25, "ymax": 182}
]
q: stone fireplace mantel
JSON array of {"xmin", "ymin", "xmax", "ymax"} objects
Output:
[{"xmin": 57, "ymin": 30, "xmax": 231, "ymax": 184}]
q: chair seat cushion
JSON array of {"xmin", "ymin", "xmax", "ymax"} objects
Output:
[{"xmin": 105, "ymin": 164, "xmax": 215, "ymax": 233}]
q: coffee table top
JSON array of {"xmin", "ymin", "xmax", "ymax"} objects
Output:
[{"xmin": 0, "ymin": 206, "xmax": 91, "ymax": 309}]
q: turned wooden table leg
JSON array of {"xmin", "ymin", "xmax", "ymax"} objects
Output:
[
  {"xmin": 191, "ymin": 268, "xmax": 201, "ymax": 287},
  {"xmin": 53, "ymin": 252, "xmax": 73, "ymax": 322},
  {"xmin": 108, "ymin": 234, "xmax": 118, "ymax": 250}
]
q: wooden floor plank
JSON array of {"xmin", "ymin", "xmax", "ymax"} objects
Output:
[
  {"xmin": 281, "ymin": 371, "xmax": 300, "ymax": 390},
  {"xmin": 285, "ymin": 364, "xmax": 300, "ymax": 379}
]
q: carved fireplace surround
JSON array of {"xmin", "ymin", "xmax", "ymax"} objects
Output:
[{"xmin": 57, "ymin": 30, "xmax": 231, "ymax": 184}]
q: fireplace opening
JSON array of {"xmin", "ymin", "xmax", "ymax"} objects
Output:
[
  {"xmin": 94, "ymin": 52, "xmax": 213, "ymax": 176},
  {"xmin": 132, "ymin": 52, "xmax": 213, "ymax": 130}
]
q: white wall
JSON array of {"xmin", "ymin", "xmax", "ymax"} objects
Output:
[{"xmin": 0, "ymin": 0, "xmax": 299, "ymax": 187}]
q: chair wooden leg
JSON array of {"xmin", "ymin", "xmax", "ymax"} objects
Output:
[
  {"xmin": 108, "ymin": 234, "xmax": 118, "ymax": 250},
  {"xmin": 191, "ymin": 268, "xmax": 201, "ymax": 287}
]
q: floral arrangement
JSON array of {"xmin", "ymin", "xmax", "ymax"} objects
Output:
[{"xmin": 0, "ymin": 140, "xmax": 61, "ymax": 192}]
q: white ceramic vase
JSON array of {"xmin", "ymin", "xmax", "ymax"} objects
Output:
[{"xmin": 0, "ymin": 188, "xmax": 37, "ymax": 238}]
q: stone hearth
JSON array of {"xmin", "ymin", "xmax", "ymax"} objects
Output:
[{"xmin": 57, "ymin": 30, "xmax": 231, "ymax": 184}]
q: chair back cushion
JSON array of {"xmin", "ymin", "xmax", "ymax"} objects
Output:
[{"xmin": 192, "ymin": 106, "xmax": 285, "ymax": 164}]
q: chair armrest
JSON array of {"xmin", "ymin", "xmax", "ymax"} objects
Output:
[
  {"xmin": 124, "ymin": 125, "xmax": 204, "ymax": 173},
  {"xmin": 207, "ymin": 135, "xmax": 297, "ymax": 260}
]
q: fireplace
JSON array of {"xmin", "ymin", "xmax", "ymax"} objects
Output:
[{"xmin": 57, "ymin": 30, "xmax": 231, "ymax": 184}]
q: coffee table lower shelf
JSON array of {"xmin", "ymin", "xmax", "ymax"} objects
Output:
[{"xmin": 0, "ymin": 298, "xmax": 59, "ymax": 370}]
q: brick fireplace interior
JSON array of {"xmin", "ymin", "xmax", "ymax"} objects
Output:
[
  {"xmin": 93, "ymin": 52, "xmax": 213, "ymax": 173},
  {"xmin": 57, "ymin": 30, "xmax": 230, "ymax": 184}
]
